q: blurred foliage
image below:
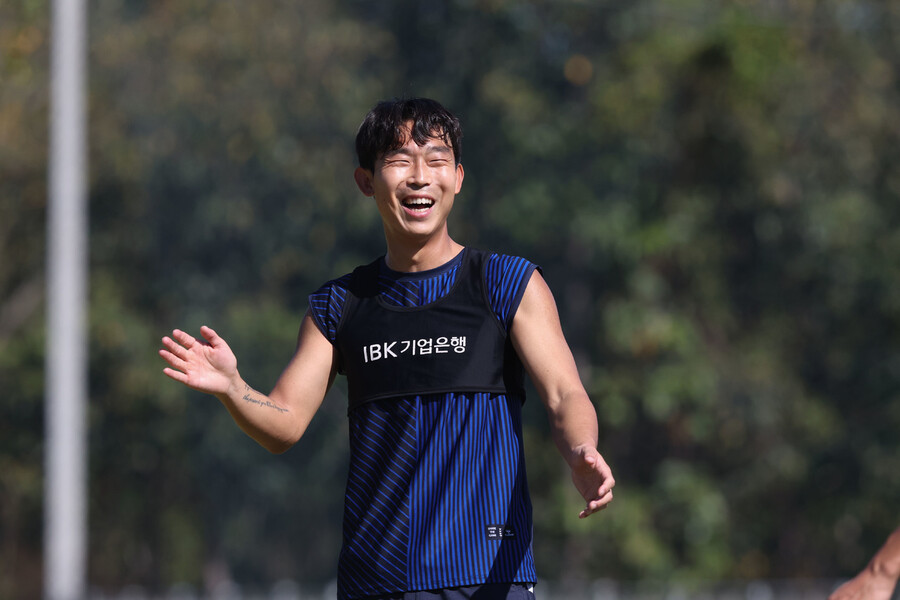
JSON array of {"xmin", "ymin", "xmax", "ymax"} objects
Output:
[{"xmin": 2, "ymin": 0, "xmax": 900, "ymax": 596}]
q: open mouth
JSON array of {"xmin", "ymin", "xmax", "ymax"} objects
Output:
[{"xmin": 402, "ymin": 197, "xmax": 435, "ymax": 214}]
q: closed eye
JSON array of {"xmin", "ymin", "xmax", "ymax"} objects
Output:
[{"xmin": 384, "ymin": 159, "xmax": 411, "ymax": 167}]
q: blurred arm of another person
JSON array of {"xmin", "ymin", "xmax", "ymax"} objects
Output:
[{"xmin": 830, "ymin": 526, "xmax": 900, "ymax": 600}]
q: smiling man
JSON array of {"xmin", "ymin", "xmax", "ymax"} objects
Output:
[{"xmin": 160, "ymin": 98, "xmax": 614, "ymax": 600}]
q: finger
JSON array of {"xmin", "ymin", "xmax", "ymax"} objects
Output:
[
  {"xmin": 171, "ymin": 329, "xmax": 197, "ymax": 347},
  {"xmin": 161, "ymin": 336, "xmax": 191, "ymax": 361},
  {"xmin": 200, "ymin": 325, "xmax": 220, "ymax": 346},
  {"xmin": 579, "ymin": 490, "xmax": 614, "ymax": 518},
  {"xmin": 576, "ymin": 467, "xmax": 614, "ymax": 498},
  {"xmin": 597, "ymin": 474, "xmax": 616, "ymax": 498},
  {"xmin": 584, "ymin": 489, "xmax": 614, "ymax": 513},
  {"xmin": 578, "ymin": 503, "xmax": 608, "ymax": 518},
  {"xmin": 159, "ymin": 348, "xmax": 189, "ymax": 372},
  {"xmin": 590, "ymin": 452, "xmax": 612, "ymax": 475},
  {"xmin": 162, "ymin": 366, "xmax": 189, "ymax": 384},
  {"xmin": 586, "ymin": 453, "xmax": 615, "ymax": 493},
  {"xmin": 593, "ymin": 488, "xmax": 614, "ymax": 505}
]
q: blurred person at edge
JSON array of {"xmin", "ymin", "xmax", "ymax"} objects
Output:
[
  {"xmin": 160, "ymin": 97, "xmax": 614, "ymax": 600},
  {"xmin": 830, "ymin": 526, "xmax": 900, "ymax": 600}
]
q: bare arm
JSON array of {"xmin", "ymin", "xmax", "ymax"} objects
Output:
[
  {"xmin": 830, "ymin": 526, "xmax": 900, "ymax": 600},
  {"xmin": 510, "ymin": 270, "xmax": 615, "ymax": 518},
  {"xmin": 159, "ymin": 312, "xmax": 336, "ymax": 454}
]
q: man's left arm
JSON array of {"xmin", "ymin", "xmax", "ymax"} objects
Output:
[{"xmin": 510, "ymin": 270, "xmax": 615, "ymax": 518}]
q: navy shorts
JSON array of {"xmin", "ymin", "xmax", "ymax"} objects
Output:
[{"xmin": 361, "ymin": 582, "xmax": 536, "ymax": 599}]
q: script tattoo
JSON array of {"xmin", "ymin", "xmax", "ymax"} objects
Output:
[{"xmin": 242, "ymin": 384, "xmax": 289, "ymax": 413}]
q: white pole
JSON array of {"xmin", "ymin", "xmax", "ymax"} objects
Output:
[{"xmin": 45, "ymin": 0, "xmax": 89, "ymax": 597}]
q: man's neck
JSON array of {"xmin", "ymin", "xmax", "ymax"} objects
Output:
[{"xmin": 384, "ymin": 235, "xmax": 464, "ymax": 273}]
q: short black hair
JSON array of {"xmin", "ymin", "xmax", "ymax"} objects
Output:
[{"xmin": 355, "ymin": 97, "xmax": 462, "ymax": 171}]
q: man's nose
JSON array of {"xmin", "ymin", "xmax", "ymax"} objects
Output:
[{"xmin": 408, "ymin": 159, "xmax": 430, "ymax": 186}]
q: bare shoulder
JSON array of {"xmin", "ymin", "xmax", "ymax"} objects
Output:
[
  {"xmin": 513, "ymin": 269, "xmax": 560, "ymax": 324},
  {"xmin": 294, "ymin": 311, "xmax": 336, "ymax": 360},
  {"xmin": 510, "ymin": 269, "xmax": 568, "ymax": 355},
  {"xmin": 510, "ymin": 267, "xmax": 585, "ymax": 406}
]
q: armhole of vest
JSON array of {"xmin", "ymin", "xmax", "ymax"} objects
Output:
[
  {"xmin": 335, "ymin": 258, "xmax": 381, "ymax": 336},
  {"xmin": 306, "ymin": 304, "xmax": 330, "ymax": 342},
  {"xmin": 332, "ymin": 280, "xmax": 358, "ymax": 376},
  {"xmin": 334, "ymin": 283, "xmax": 358, "ymax": 339},
  {"xmin": 308, "ymin": 283, "xmax": 341, "ymax": 344},
  {"xmin": 480, "ymin": 252, "xmax": 508, "ymax": 337}
]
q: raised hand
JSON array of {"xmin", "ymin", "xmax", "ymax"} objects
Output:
[
  {"xmin": 570, "ymin": 446, "xmax": 615, "ymax": 519},
  {"xmin": 159, "ymin": 326, "xmax": 239, "ymax": 395}
]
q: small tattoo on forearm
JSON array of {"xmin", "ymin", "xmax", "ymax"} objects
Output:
[{"xmin": 242, "ymin": 386, "xmax": 289, "ymax": 413}]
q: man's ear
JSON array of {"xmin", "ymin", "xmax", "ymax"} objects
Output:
[
  {"xmin": 455, "ymin": 163, "xmax": 465, "ymax": 194},
  {"xmin": 354, "ymin": 167, "xmax": 375, "ymax": 196}
]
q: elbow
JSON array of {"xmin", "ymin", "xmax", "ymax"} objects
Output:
[
  {"xmin": 256, "ymin": 430, "xmax": 298, "ymax": 455},
  {"xmin": 261, "ymin": 427, "xmax": 304, "ymax": 455},
  {"xmin": 260, "ymin": 440, "xmax": 294, "ymax": 454},
  {"xmin": 241, "ymin": 409, "xmax": 308, "ymax": 454}
]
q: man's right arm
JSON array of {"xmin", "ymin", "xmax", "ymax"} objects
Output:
[{"xmin": 160, "ymin": 311, "xmax": 336, "ymax": 454}]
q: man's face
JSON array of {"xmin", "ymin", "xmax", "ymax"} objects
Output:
[{"xmin": 354, "ymin": 125, "xmax": 464, "ymax": 244}]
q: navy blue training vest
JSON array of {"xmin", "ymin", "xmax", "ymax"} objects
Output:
[{"xmin": 335, "ymin": 248, "xmax": 526, "ymax": 411}]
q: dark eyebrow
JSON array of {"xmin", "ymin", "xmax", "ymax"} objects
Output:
[{"xmin": 425, "ymin": 144, "xmax": 453, "ymax": 156}]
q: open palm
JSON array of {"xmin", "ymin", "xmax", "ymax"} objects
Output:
[{"xmin": 159, "ymin": 326, "xmax": 238, "ymax": 395}]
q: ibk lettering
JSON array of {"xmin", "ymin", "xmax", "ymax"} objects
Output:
[
  {"xmin": 364, "ymin": 341, "xmax": 397, "ymax": 362},
  {"xmin": 363, "ymin": 336, "xmax": 467, "ymax": 363}
]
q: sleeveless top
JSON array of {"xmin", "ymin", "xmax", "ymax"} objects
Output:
[{"xmin": 308, "ymin": 248, "xmax": 539, "ymax": 599}]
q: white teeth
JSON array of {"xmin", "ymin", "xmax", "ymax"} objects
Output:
[{"xmin": 403, "ymin": 198, "xmax": 433, "ymax": 207}]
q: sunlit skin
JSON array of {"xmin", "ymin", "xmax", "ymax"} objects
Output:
[{"xmin": 353, "ymin": 126, "xmax": 464, "ymax": 272}]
